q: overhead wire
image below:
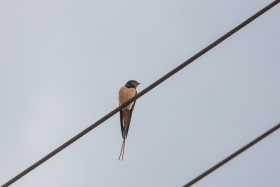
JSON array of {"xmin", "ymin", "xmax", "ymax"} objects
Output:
[
  {"xmin": 2, "ymin": 0, "xmax": 280, "ymax": 186},
  {"xmin": 183, "ymin": 123, "xmax": 280, "ymax": 187}
]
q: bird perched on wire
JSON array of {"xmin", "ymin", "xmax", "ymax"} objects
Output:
[{"xmin": 118, "ymin": 80, "xmax": 140, "ymax": 160}]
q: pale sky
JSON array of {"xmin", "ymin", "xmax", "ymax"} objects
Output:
[{"xmin": 0, "ymin": 0, "xmax": 280, "ymax": 187}]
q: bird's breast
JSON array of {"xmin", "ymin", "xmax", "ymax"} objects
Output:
[{"xmin": 119, "ymin": 86, "xmax": 136, "ymax": 110}]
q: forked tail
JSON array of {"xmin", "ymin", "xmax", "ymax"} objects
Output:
[{"xmin": 118, "ymin": 138, "xmax": 126, "ymax": 160}]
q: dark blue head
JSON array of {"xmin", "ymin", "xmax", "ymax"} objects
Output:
[{"xmin": 125, "ymin": 80, "xmax": 140, "ymax": 88}]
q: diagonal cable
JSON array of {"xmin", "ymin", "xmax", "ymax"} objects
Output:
[
  {"xmin": 183, "ymin": 123, "xmax": 280, "ymax": 187},
  {"xmin": 2, "ymin": 0, "xmax": 279, "ymax": 186}
]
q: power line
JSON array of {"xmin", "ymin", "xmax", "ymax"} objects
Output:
[
  {"xmin": 183, "ymin": 123, "xmax": 280, "ymax": 187},
  {"xmin": 2, "ymin": 0, "xmax": 279, "ymax": 186}
]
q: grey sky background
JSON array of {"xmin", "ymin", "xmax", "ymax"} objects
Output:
[{"xmin": 1, "ymin": 0, "xmax": 280, "ymax": 186}]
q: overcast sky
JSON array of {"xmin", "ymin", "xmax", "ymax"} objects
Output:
[{"xmin": 1, "ymin": 0, "xmax": 280, "ymax": 186}]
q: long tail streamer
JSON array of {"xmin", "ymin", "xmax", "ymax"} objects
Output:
[{"xmin": 118, "ymin": 138, "xmax": 126, "ymax": 160}]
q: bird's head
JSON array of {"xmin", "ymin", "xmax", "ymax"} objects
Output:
[{"xmin": 125, "ymin": 80, "xmax": 140, "ymax": 88}]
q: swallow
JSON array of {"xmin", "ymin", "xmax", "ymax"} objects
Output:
[{"xmin": 118, "ymin": 80, "xmax": 140, "ymax": 160}]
